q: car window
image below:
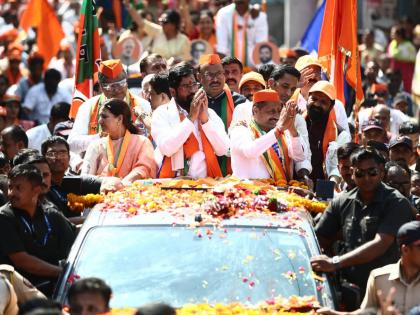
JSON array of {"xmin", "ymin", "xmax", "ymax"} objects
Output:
[{"xmin": 69, "ymin": 226, "xmax": 320, "ymax": 307}]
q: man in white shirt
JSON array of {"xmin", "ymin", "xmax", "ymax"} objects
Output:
[
  {"xmin": 295, "ymin": 55, "xmax": 350, "ymax": 136},
  {"xmin": 68, "ymin": 59, "xmax": 151, "ymax": 155},
  {"xmin": 26, "ymin": 102, "xmax": 70, "ymax": 152},
  {"xmin": 151, "ymin": 63, "xmax": 229, "ymax": 178},
  {"xmin": 22, "ymin": 69, "xmax": 71, "ymax": 124},
  {"xmin": 216, "ymin": 0, "xmax": 268, "ymax": 67},
  {"xmin": 231, "ymin": 89, "xmax": 305, "ymax": 180},
  {"xmin": 231, "ymin": 65, "xmax": 312, "ymax": 186}
]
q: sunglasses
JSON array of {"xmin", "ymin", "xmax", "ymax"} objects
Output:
[
  {"xmin": 354, "ymin": 167, "xmax": 380, "ymax": 178},
  {"xmin": 101, "ymin": 79, "xmax": 127, "ymax": 91}
]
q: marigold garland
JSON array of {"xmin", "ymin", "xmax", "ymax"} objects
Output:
[
  {"xmin": 102, "ymin": 295, "xmax": 319, "ymax": 314},
  {"xmin": 67, "ymin": 193, "xmax": 104, "ymax": 213},
  {"xmin": 99, "ymin": 180, "xmax": 326, "ymax": 220}
]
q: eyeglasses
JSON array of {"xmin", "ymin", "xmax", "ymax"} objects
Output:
[
  {"xmin": 101, "ymin": 79, "xmax": 127, "ymax": 91},
  {"xmin": 203, "ymin": 71, "xmax": 224, "ymax": 81},
  {"xmin": 45, "ymin": 150, "xmax": 69, "ymax": 159},
  {"xmin": 179, "ymin": 82, "xmax": 201, "ymax": 91},
  {"xmin": 354, "ymin": 167, "xmax": 380, "ymax": 178}
]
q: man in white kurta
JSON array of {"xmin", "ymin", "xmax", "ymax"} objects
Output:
[
  {"xmin": 231, "ymin": 64, "xmax": 312, "ymax": 182},
  {"xmin": 151, "ymin": 63, "xmax": 229, "ymax": 178},
  {"xmin": 231, "ymin": 90, "xmax": 305, "ymax": 180},
  {"xmin": 295, "ymin": 55, "xmax": 350, "ymax": 136},
  {"xmin": 68, "ymin": 59, "xmax": 151, "ymax": 155},
  {"xmin": 216, "ymin": 0, "xmax": 268, "ymax": 67}
]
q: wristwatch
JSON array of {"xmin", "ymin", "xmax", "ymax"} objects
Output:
[{"xmin": 332, "ymin": 255, "xmax": 341, "ymax": 270}]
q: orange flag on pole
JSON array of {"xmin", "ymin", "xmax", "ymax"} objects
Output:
[
  {"xmin": 318, "ymin": 0, "xmax": 364, "ymax": 105},
  {"xmin": 20, "ymin": 0, "xmax": 65, "ymax": 66}
]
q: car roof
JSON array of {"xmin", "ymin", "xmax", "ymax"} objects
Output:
[{"xmin": 83, "ymin": 206, "xmax": 314, "ymax": 232}]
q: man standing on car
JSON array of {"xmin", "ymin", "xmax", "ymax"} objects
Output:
[
  {"xmin": 151, "ymin": 63, "xmax": 229, "ymax": 178},
  {"xmin": 311, "ymin": 147, "xmax": 415, "ymax": 297}
]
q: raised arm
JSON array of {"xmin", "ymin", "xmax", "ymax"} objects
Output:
[{"xmin": 179, "ymin": 0, "xmax": 195, "ymax": 36}]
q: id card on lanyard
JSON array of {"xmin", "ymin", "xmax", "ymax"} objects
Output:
[{"xmin": 20, "ymin": 213, "xmax": 52, "ymax": 247}]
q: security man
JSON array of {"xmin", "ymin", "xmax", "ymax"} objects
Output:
[{"xmin": 0, "ymin": 264, "xmax": 46, "ymax": 303}]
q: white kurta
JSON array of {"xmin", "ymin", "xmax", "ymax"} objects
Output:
[
  {"xmin": 230, "ymin": 101, "xmax": 312, "ymax": 174},
  {"xmin": 151, "ymin": 99, "xmax": 229, "ymax": 178},
  {"xmin": 230, "ymin": 123, "xmax": 305, "ymax": 179},
  {"xmin": 216, "ymin": 4, "xmax": 268, "ymax": 66},
  {"xmin": 68, "ymin": 93, "xmax": 151, "ymax": 154}
]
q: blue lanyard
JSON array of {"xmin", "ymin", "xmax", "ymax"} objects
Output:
[
  {"xmin": 20, "ymin": 213, "xmax": 52, "ymax": 246},
  {"xmin": 50, "ymin": 187, "xmax": 67, "ymax": 205}
]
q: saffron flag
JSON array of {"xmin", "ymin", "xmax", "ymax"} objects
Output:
[
  {"xmin": 300, "ymin": 0, "xmax": 325, "ymax": 54},
  {"xmin": 20, "ymin": 0, "xmax": 65, "ymax": 66},
  {"xmin": 318, "ymin": 0, "xmax": 364, "ymax": 105},
  {"xmin": 69, "ymin": 0, "xmax": 101, "ymax": 119}
]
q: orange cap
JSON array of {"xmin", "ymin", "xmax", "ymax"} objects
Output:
[
  {"xmin": 99, "ymin": 59, "xmax": 124, "ymax": 79},
  {"xmin": 239, "ymin": 71, "xmax": 266, "ymax": 90},
  {"xmin": 199, "ymin": 54, "xmax": 221, "ymax": 66},
  {"xmin": 279, "ymin": 48, "xmax": 297, "ymax": 59},
  {"xmin": 370, "ymin": 83, "xmax": 388, "ymax": 94},
  {"xmin": 309, "ymin": 81, "xmax": 336, "ymax": 100},
  {"xmin": 0, "ymin": 107, "xmax": 6, "ymax": 117},
  {"xmin": 295, "ymin": 55, "xmax": 322, "ymax": 72},
  {"xmin": 253, "ymin": 89, "xmax": 280, "ymax": 104},
  {"xmin": 8, "ymin": 43, "xmax": 23, "ymax": 52},
  {"xmin": 0, "ymin": 29, "xmax": 18, "ymax": 41}
]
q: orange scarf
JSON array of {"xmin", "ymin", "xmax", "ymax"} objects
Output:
[
  {"xmin": 304, "ymin": 108, "xmax": 338, "ymax": 159},
  {"xmin": 232, "ymin": 10, "xmax": 249, "ymax": 66},
  {"xmin": 88, "ymin": 92, "xmax": 137, "ymax": 135},
  {"xmin": 222, "ymin": 85, "xmax": 235, "ymax": 129},
  {"xmin": 105, "ymin": 130, "xmax": 131, "ymax": 177},
  {"xmin": 158, "ymin": 114, "xmax": 223, "ymax": 178},
  {"xmin": 322, "ymin": 109, "xmax": 338, "ymax": 159},
  {"xmin": 249, "ymin": 120, "xmax": 292, "ymax": 182},
  {"xmin": 6, "ymin": 68, "xmax": 22, "ymax": 85}
]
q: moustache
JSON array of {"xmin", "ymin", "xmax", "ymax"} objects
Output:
[{"xmin": 226, "ymin": 79, "xmax": 237, "ymax": 85}]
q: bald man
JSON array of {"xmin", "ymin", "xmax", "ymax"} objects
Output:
[{"xmin": 358, "ymin": 104, "xmax": 410, "ymax": 139}]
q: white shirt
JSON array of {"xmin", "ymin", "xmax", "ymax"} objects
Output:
[
  {"xmin": 26, "ymin": 124, "xmax": 51, "ymax": 152},
  {"xmin": 151, "ymin": 99, "xmax": 229, "ymax": 178},
  {"xmin": 68, "ymin": 93, "xmax": 151, "ymax": 154},
  {"xmin": 23, "ymin": 83, "xmax": 72, "ymax": 124},
  {"xmin": 230, "ymin": 123, "xmax": 305, "ymax": 179},
  {"xmin": 216, "ymin": 4, "xmax": 268, "ymax": 66},
  {"xmin": 230, "ymin": 101, "xmax": 312, "ymax": 173}
]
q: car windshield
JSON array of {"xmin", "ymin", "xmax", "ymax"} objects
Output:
[{"xmin": 70, "ymin": 225, "xmax": 319, "ymax": 307}]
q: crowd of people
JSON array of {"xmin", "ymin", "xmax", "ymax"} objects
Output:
[{"xmin": 0, "ymin": 0, "xmax": 420, "ymax": 314}]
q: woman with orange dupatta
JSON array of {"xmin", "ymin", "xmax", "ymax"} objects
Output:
[{"xmin": 81, "ymin": 99, "xmax": 157, "ymax": 185}]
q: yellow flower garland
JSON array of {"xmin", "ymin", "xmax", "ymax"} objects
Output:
[
  {"xmin": 103, "ymin": 295, "xmax": 319, "ymax": 314},
  {"xmin": 67, "ymin": 193, "xmax": 104, "ymax": 213}
]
